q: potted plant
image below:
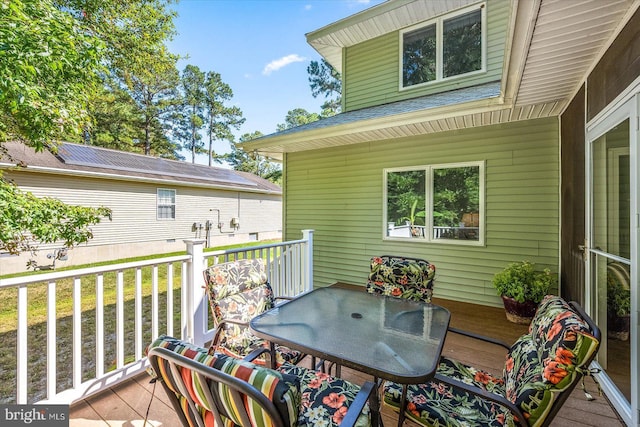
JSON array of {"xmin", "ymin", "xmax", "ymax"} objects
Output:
[
  {"xmin": 492, "ymin": 261, "xmax": 556, "ymax": 324},
  {"xmin": 607, "ymin": 266, "xmax": 631, "ymax": 340}
]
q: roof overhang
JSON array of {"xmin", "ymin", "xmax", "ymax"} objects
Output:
[{"xmin": 247, "ymin": 0, "xmax": 639, "ymax": 161}]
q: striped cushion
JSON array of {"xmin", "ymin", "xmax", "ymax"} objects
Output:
[
  {"xmin": 147, "ymin": 335, "xmax": 300, "ymax": 427},
  {"xmin": 212, "ymin": 356, "xmax": 300, "ymax": 427}
]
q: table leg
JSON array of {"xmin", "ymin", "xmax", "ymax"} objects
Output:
[
  {"xmin": 268, "ymin": 342, "xmax": 276, "ymax": 369},
  {"xmin": 397, "ymin": 384, "xmax": 408, "ymax": 427},
  {"xmin": 370, "ymin": 381, "xmax": 383, "ymax": 427}
]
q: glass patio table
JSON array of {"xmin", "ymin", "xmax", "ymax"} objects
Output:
[{"xmin": 250, "ymin": 286, "xmax": 451, "ymax": 426}]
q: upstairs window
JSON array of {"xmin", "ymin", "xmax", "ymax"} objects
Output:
[
  {"xmin": 384, "ymin": 162, "xmax": 484, "ymax": 245},
  {"xmin": 401, "ymin": 4, "xmax": 485, "ymax": 88},
  {"xmin": 157, "ymin": 188, "xmax": 176, "ymax": 220}
]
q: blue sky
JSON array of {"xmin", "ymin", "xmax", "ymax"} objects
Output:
[{"xmin": 168, "ymin": 0, "xmax": 385, "ymax": 163}]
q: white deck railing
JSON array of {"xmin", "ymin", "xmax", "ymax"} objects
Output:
[{"xmin": 0, "ymin": 230, "xmax": 313, "ymax": 405}]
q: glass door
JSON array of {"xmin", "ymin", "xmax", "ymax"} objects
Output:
[{"xmin": 586, "ymin": 96, "xmax": 638, "ymax": 426}]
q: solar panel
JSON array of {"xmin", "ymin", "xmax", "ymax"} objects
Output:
[{"xmin": 57, "ymin": 144, "xmax": 257, "ymax": 187}]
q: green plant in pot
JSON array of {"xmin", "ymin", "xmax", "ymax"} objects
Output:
[
  {"xmin": 607, "ymin": 263, "xmax": 631, "ymax": 341},
  {"xmin": 492, "ymin": 261, "xmax": 556, "ymax": 324}
]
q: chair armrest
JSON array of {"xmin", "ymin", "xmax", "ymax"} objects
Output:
[
  {"xmin": 433, "ymin": 373, "xmax": 527, "ymax": 427},
  {"xmin": 340, "ymin": 380, "xmax": 377, "ymax": 427},
  {"xmin": 244, "ymin": 346, "xmax": 269, "ymax": 362},
  {"xmin": 447, "ymin": 326, "xmax": 511, "ymax": 350}
]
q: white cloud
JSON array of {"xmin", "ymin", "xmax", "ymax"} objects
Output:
[
  {"xmin": 305, "ymin": 4, "xmax": 312, "ymax": 10},
  {"xmin": 262, "ymin": 54, "xmax": 307, "ymax": 76}
]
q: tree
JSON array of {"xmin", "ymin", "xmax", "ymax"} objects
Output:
[
  {"xmin": 203, "ymin": 72, "xmax": 244, "ymax": 166},
  {"xmin": 0, "ymin": 0, "xmax": 103, "ymax": 148},
  {"xmin": 177, "ymin": 65, "xmax": 206, "ymax": 163},
  {"xmin": 224, "ymin": 132, "xmax": 282, "ymax": 184},
  {"xmin": 0, "ymin": 178, "xmax": 111, "ymax": 269},
  {"xmin": 123, "ymin": 46, "xmax": 181, "ymax": 156},
  {"xmin": 307, "ymin": 59, "xmax": 342, "ymax": 116},
  {"xmin": 276, "ymin": 108, "xmax": 321, "ymax": 131}
]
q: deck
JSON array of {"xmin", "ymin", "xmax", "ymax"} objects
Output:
[{"xmin": 69, "ymin": 297, "xmax": 624, "ymax": 427}]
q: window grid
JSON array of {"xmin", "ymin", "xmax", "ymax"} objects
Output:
[{"xmin": 157, "ymin": 189, "xmax": 176, "ymax": 220}]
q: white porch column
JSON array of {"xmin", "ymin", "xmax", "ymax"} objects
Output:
[
  {"xmin": 184, "ymin": 240, "xmax": 207, "ymax": 346},
  {"xmin": 301, "ymin": 229, "xmax": 314, "ymax": 292}
]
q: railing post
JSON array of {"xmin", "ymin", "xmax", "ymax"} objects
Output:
[
  {"xmin": 184, "ymin": 240, "xmax": 207, "ymax": 346},
  {"xmin": 301, "ymin": 230, "xmax": 314, "ymax": 292}
]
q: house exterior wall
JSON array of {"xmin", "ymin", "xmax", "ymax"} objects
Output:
[
  {"xmin": 1, "ymin": 170, "xmax": 282, "ymax": 274},
  {"xmin": 283, "ymin": 117, "xmax": 559, "ymax": 307},
  {"xmin": 343, "ymin": 0, "xmax": 510, "ymax": 112}
]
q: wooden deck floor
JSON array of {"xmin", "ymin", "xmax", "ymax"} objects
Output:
[{"xmin": 69, "ymin": 298, "xmax": 624, "ymax": 427}]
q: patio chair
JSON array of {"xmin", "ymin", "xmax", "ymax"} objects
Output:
[
  {"xmin": 366, "ymin": 255, "xmax": 436, "ymax": 303},
  {"xmin": 383, "ymin": 295, "xmax": 601, "ymax": 427},
  {"xmin": 203, "ymin": 258, "xmax": 303, "ymax": 367},
  {"xmin": 147, "ymin": 335, "xmax": 375, "ymax": 427}
]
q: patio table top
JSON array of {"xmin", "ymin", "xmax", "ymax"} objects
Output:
[{"xmin": 250, "ymin": 286, "xmax": 451, "ymax": 383}]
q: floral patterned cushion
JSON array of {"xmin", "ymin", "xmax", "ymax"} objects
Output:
[
  {"xmin": 279, "ymin": 363, "xmax": 371, "ymax": 427},
  {"xmin": 203, "ymin": 259, "xmax": 303, "ymax": 366},
  {"xmin": 366, "ymin": 256, "xmax": 436, "ymax": 303},
  {"xmin": 383, "ymin": 357, "xmax": 513, "ymax": 427},
  {"xmin": 505, "ymin": 295, "xmax": 600, "ymax": 426},
  {"xmin": 383, "ymin": 296, "xmax": 599, "ymax": 427},
  {"xmin": 147, "ymin": 335, "xmax": 301, "ymax": 427}
]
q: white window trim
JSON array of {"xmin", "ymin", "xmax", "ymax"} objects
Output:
[
  {"xmin": 156, "ymin": 188, "xmax": 176, "ymax": 220},
  {"xmin": 383, "ymin": 161, "xmax": 485, "ymax": 246},
  {"xmin": 398, "ymin": 2, "xmax": 487, "ymax": 91}
]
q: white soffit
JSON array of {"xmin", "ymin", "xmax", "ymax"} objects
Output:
[
  {"xmin": 307, "ymin": 0, "xmax": 478, "ymax": 71},
  {"xmin": 516, "ymin": 0, "xmax": 634, "ymax": 107}
]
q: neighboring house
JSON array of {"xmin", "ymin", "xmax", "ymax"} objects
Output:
[
  {"xmin": 0, "ymin": 141, "xmax": 282, "ymax": 274},
  {"xmin": 240, "ymin": 1, "xmax": 640, "ymax": 424}
]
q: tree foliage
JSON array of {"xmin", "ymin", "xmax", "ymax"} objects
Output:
[
  {"xmin": 0, "ymin": 0, "xmax": 103, "ymax": 148},
  {"xmin": 0, "ymin": 177, "xmax": 111, "ymax": 268},
  {"xmin": 224, "ymin": 132, "xmax": 282, "ymax": 184},
  {"xmin": 307, "ymin": 59, "xmax": 342, "ymax": 116},
  {"xmin": 203, "ymin": 71, "xmax": 244, "ymax": 166},
  {"xmin": 276, "ymin": 108, "xmax": 321, "ymax": 132}
]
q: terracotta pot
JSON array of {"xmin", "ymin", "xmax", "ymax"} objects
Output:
[{"xmin": 501, "ymin": 295, "xmax": 538, "ymax": 324}]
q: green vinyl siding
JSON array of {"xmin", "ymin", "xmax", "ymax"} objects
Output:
[
  {"xmin": 343, "ymin": 0, "xmax": 511, "ymax": 111},
  {"xmin": 283, "ymin": 117, "xmax": 559, "ymax": 307}
]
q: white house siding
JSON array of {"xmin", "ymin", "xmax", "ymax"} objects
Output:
[
  {"xmin": 0, "ymin": 170, "xmax": 282, "ymax": 275},
  {"xmin": 283, "ymin": 117, "xmax": 559, "ymax": 307}
]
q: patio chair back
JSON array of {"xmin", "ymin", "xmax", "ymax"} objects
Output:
[
  {"xmin": 147, "ymin": 335, "xmax": 375, "ymax": 427},
  {"xmin": 366, "ymin": 255, "xmax": 436, "ymax": 302},
  {"xmin": 203, "ymin": 258, "xmax": 303, "ymax": 366}
]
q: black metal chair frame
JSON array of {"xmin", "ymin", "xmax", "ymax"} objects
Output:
[{"xmin": 148, "ymin": 346, "xmax": 376, "ymax": 427}]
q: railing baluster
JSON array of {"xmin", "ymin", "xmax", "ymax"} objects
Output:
[
  {"xmin": 116, "ymin": 270, "xmax": 124, "ymax": 369},
  {"xmin": 17, "ymin": 284, "xmax": 28, "ymax": 404},
  {"xmin": 73, "ymin": 277, "xmax": 81, "ymax": 388},
  {"xmin": 135, "ymin": 267, "xmax": 142, "ymax": 360},
  {"xmin": 96, "ymin": 274, "xmax": 104, "ymax": 378},
  {"xmin": 167, "ymin": 263, "xmax": 174, "ymax": 336},
  {"xmin": 3, "ymin": 233, "xmax": 312, "ymax": 404},
  {"xmin": 152, "ymin": 265, "xmax": 158, "ymax": 340},
  {"xmin": 47, "ymin": 280, "xmax": 56, "ymax": 399}
]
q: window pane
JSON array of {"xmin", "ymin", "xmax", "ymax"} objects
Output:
[
  {"xmin": 403, "ymin": 24, "xmax": 436, "ymax": 87},
  {"xmin": 158, "ymin": 189, "xmax": 175, "ymax": 204},
  {"xmin": 432, "ymin": 166, "xmax": 479, "ymax": 241},
  {"xmin": 443, "ymin": 9, "xmax": 482, "ymax": 78},
  {"xmin": 386, "ymin": 170, "xmax": 426, "ymax": 238},
  {"xmin": 157, "ymin": 205, "xmax": 175, "ymax": 219}
]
